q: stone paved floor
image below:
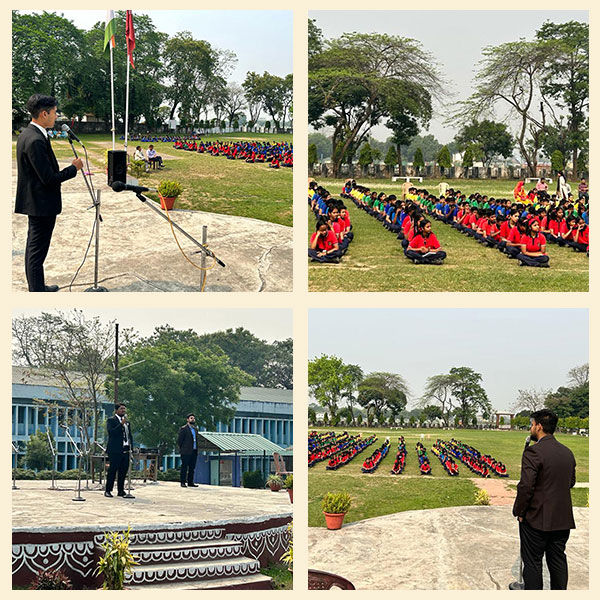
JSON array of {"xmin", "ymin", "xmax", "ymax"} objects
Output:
[
  {"xmin": 308, "ymin": 505, "xmax": 588, "ymax": 590},
  {"xmin": 13, "ymin": 480, "xmax": 293, "ymax": 532},
  {"xmin": 12, "ymin": 161, "xmax": 292, "ymax": 292}
]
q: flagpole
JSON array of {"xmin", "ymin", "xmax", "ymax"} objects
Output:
[
  {"xmin": 110, "ymin": 43, "xmax": 115, "ymax": 150},
  {"xmin": 124, "ymin": 56, "xmax": 130, "ymax": 153}
]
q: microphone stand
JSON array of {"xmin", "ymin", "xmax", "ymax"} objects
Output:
[
  {"xmin": 65, "ymin": 135, "xmax": 108, "ymax": 292},
  {"xmin": 11, "ymin": 443, "xmax": 20, "ymax": 490},
  {"xmin": 46, "ymin": 431, "xmax": 58, "ymax": 491},
  {"xmin": 93, "ymin": 441, "xmax": 107, "ymax": 487},
  {"xmin": 124, "ymin": 445, "xmax": 135, "ymax": 499},
  {"xmin": 63, "ymin": 427, "xmax": 86, "ymax": 502},
  {"xmin": 134, "ymin": 191, "xmax": 226, "ymax": 267}
]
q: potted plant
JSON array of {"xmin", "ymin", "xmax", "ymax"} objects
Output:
[
  {"xmin": 281, "ymin": 521, "xmax": 293, "ymax": 570},
  {"xmin": 95, "ymin": 527, "xmax": 139, "ymax": 590},
  {"xmin": 284, "ymin": 474, "xmax": 293, "ymax": 503},
  {"xmin": 157, "ymin": 180, "xmax": 183, "ymax": 210},
  {"xmin": 266, "ymin": 474, "xmax": 284, "ymax": 492},
  {"xmin": 321, "ymin": 491, "xmax": 351, "ymax": 530}
]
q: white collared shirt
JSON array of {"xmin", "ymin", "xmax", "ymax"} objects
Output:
[{"xmin": 31, "ymin": 121, "xmax": 48, "ymax": 139}]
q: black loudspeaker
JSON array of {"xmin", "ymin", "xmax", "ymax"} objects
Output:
[{"xmin": 107, "ymin": 150, "xmax": 127, "ymax": 186}]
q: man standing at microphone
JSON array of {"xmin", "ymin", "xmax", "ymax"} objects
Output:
[
  {"xmin": 15, "ymin": 94, "xmax": 83, "ymax": 292},
  {"xmin": 513, "ymin": 409, "xmax": 576, "ymax": 589},
  {"xmin": 105, "ymin": 403, "xmax": 134, "ymax": 498}
]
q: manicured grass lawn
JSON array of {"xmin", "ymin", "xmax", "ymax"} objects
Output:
[
  {"xmin": 13, "ymin": 133, "xmax": 292, "ymax": 227},
  {"xmin": 261, "ymin": 562, "xmax": 293, "ymax": 590},
  {"xmin": 308, "ymin": 427, "xmax": 589, "ymax": 526},
  {"xmin": 308, "ymin": 178, "xmax": 588, "ymax": 291}
]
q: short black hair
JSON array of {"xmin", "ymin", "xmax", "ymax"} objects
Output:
[
  {"xmin": 531, "ymin": 409, "xmax": 558, "ymax": 434},
  {"xmin": 26, "ymin": 94, "xmax": 58, "ymax": 118},
  {"xmin": 186, "ymin": 413, "xmax": 195, "ymax": 419},
  {"xmin": 114, "ymin": 403, "xmax": 126, "ymax": 410}
]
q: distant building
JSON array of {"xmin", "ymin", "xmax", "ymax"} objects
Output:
[{"xmin": 12, "ymin": 366, "xmax": 292, "ymax": 482}]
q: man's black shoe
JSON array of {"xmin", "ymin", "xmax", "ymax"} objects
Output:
[
  {"xmin": 45, "ymin": 285, "xmax": 59, "ymax": 292},
  {"xmin": 187, "ymin": 483, "xmax": 198, "ymax": 487},
  {"xmin": 104, "ymin": 491, "xmax": 113, "ymax": 497},
  {"xmin": 117, "ymin": 491, "xmax": 127, "ymax": 497},
  {"xmin": 180, "ymin": 483, "xmax": 187, "ymax": 487}
]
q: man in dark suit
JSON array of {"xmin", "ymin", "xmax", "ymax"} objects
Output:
[
  {"xmin": 513, "ymin": 409, "xmax": 576, "ymax": 589},
  {"xmin": 105, "ymin": 403, "xmax": 134, "ymax": 498},
  {"xmin": 15, "ymin": 94, "xmax": 83, "ymax": 291},
  {"xmin": 178, "ymin": 413, "xmax": 199, "ymax": 488}
]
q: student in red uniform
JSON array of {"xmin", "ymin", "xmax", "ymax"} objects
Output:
[
  {"xmin": 570, "ymin": 217, "xmax": 589, "ymax": 253},
  {"xmin": 308, "ymin": 219, "xmax": 342, "ymax": 263},
  {"xmin": 547, "ymin": 207, "xmax": 568, "ymax": 245},
  {"xmin": 497, "ymin": 209, "xmax": 520, "ymax": 254},
  {"xmin": 517, "ymin": 218, "xmax": 550, "ymax": 267},
  {"xmin": 505, "ymin": 218, "xmax": 528, "ymax": 259},
  {"xmin": 405, "ymin": 219, "xmax": 447, "ymax": 265}
]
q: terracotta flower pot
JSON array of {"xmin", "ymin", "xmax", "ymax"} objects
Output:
[
  {"xmin": 287, "ymin": 489, "xmax": 293, "ymax": 503},
  {"xmin": 268, "ymin": 483, "xmax": 282, "ymax": 492},
  {"xmin": 159, "ymin": 194, "xmax": 176, "ymax": 210},
  {"xmin": 323, "ymin": 511, "xmax": 346, "ymax": 530}
]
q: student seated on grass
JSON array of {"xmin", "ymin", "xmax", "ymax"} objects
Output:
[
  {"xmin": 405, "ymin": 219, "xmax": 447, "ymax": 265},
  {"xmin": 516, "ymin": 218, "xmax": 550, "ymax": 268},
  {"xmin": 308, "ymin": 219, "xmax": 342, "ymax": 263}
]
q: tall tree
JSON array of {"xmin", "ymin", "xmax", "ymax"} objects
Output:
[
  {"xmin": 309, "ymin": 32, "xmax": 443, "ymax": 177},
  {"xmin": 357, "ymin": 372, "xmax": 408, "ymax": 424},
  {"xmin": 455, "ymin": 120, "xmax": 514, "ymax": 168},
  {"xmin": 223, "ymin": 83, "xmax": 246, "ymax": 127},
  {"xmin": 436, "ymin": 145, "xmax": 452, "ymax": 176},
  {"xmin": 420, "ymin": 373, "xmax": 454, "ymax": 426},
  {"xmin": 242, "ymin": 71, "xmax": 264, "ymax": 129},
  {"xmin": 308, "ymin": 355, "xmax": 362, "ymax": 420},
  {"xmin": 510, "ymin": 388, "xmax": 550, "ymax": 413},
  {"xmin": 536, "ymin": 21, "xmax": 588, "ymax": 178},
  {"xmin": 448, "ymin": 367, "xmax": 491, "ymax": 426},
  {"xmin": 567, "ymin": 363, "xmax": 589, "ymax": 388}
]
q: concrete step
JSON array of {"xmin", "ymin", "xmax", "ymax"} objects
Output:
[
  {"xmin": 130, "ymin": 539, "xmax": 245, "ymax": 565},
  {"xmin": 129, "ymin": 528, "xmax": 225, "ymax": 546},
  {"xmin": 127, "ymin": 573, "xmax": 273, "ymax": 590},
  {"xmin": 126, "ymin": 557, "xmax": 261, "ymax": 586}
]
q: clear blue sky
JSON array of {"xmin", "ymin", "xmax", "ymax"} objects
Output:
[
  {"xmin": 310, "ymin": 10, "xmax": 589, "ymax": 144},
  {"xmin": 24, "ymin": 10, "xmax": 293, "ymax": 83},
  {"xmin": 309, "ymin": 309, "xmax": 588, "ymax": 412},
  {"xmin": 13, "ymin": 309, "xmax": 292, "ymax": 343}
]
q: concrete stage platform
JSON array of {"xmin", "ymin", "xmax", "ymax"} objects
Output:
[
  {"xmin": 308, "ymin": 505, "xmax": 589, "ymax": 590},
  {"xmin": 13, "ymin": 481, "xmax": 292, "ymax": 589},
  {"xmin": 12, "ymin": 160, "xmax": 292, "ymax": 292}
]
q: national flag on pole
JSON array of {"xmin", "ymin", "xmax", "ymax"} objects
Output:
[
  {"xmin": 103, "ymin": 10, "xmax": 116, "ymax": 51},
  {"xmin": 125, "ymin": 10, "xmax": 136, "ymax": 69}
]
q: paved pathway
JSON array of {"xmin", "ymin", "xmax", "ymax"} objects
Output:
[
  {"xmin": 12, "ymin": 160, "xmax": 292, "ymax": 292},
  {"xmin": 308, "ymin": 505, "xmax": 588, "ymax": 590}
]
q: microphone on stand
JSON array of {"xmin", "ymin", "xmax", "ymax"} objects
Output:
[
  {"xmin": 61, "ymin": 124, "xmax": 83, "ymax": 145},
  {"xmin": 111, "ymin": 181, "xmax": 157, "ymax": 194}
]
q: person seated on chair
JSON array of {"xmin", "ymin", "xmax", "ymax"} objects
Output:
[
  {"xmin": 147, "ymin": 144, "xmax": 163, "ymax": 168},
  {"xmin": 133, "ymin": 145, "xmax": 150, "ymax": 172}
]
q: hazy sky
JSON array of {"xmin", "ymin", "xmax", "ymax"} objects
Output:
[
  {"xmin": 23, "ymin": 10, "xmax": 293, "ymax": 83},
  {"xmin": 309, "ymin": 309, "xmax": 588, "ymax": 412},
  {"xmin": 310, "ymin": 10, "xmax": 589, "ymax": 144},
  {"xmin": 13, "ymin": 308, "xmax": 292, "ymax": 343}
]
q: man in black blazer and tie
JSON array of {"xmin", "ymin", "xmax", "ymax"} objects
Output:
[
  {"xmin": 513, "ymin": 409, "xmax": 576, "ymax": 589},
  {"xmin": 178, "ymin": 413, "xmax": 199, "ymax": 488},
  {"xmin": 105, "ymin": 403, "xmax": 134, "ymax": 498},
  {"xmin": 15, "ymin": 94, "xmax": 83, "ymax": 291}
]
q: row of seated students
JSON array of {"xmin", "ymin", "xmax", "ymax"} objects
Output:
[
  {"xmin": 308, "ymin": 179, "xmax": 354, "ymax": 263},
  {"xmin": 446, "ymin": 439, "xmax": 508, "ymax": 478},
  {"xmin": 391, "ymin": 437, "xmax": 407, "ymax": 475},
  {"xmin": 361, "ymin": 438, "xmax": 390, "ymax": 473},
  {"xmin": 326, "ymin": 435, "xmax": 377, "ymax": 470},
  {"xmin": 172, "ymin": 138, "xmax": 293, "ymax": 168},
  {"xmin": 416, "ymin": 442, "xmax": 432, "ymax": 475},
  {"xmin": 432, "ymin": 442, "xmax": 459, "ymax": 476},
  {"xmin": 343, "ymin": 181, "xmax": 447, "ymax": 265}
]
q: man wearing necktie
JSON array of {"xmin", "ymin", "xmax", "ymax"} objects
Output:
[
  {"xmin": 178, "ymin": 413, "xmax": 199, "ymax": 488},
  {"xmin": 15, "ymin": 94, "xmax": 83, "ymax": 291},
  {"xmin": 105, "ymin": 403, "xmax": 134, "ymax": 498}
]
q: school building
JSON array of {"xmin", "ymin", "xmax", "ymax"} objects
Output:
[{"xmin": 12, "ymin": 366, "xmax": 293, "ymax": 483}]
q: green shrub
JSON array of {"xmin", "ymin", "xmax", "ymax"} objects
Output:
[
  {"xmin": 157, "ymin": 180, "xmax": 183, "ymax": 198},
  {"xmin": 95, "ymin": 528, "xmax": 138, "ymax": 590},
  {"xmin": 58, "ymin": 469, "xmax": 89, "ymax": 480},
  {"xmin": 157, "ymin": 468, "xmax": 180, "ymax": 482},
  {"xmin": 284, "ymin": 474, "xmax": 293, "ymax": 489},
  {"xmin": 12, "ymin": 468, "xmax": 37, "ymax": 480},
  {"xmin": 321, "ymin": 491, "xmax": 351, "ymax": 514},
  {"xmin": 266, "ymin": 474, "xmax": 284, "ymax": 488},
  {"xmin": 242, "ymin": 470, "xmax": 264, "ymax": 489},
  {"xmin": 36, "ymin": 470, "xmax": 56, "ymax": 480},
  {"xmin": 474, "ymin": 489, "xmax": 490, "ymax": 505},
  {"xmin": 29, "ymin": 569, "xmax": 72, "ymax": 590}
]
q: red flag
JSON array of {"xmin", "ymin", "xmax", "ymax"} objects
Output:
[{"xmin": 125, "ymin": 10, "xmax": 135, "ymax": 69}]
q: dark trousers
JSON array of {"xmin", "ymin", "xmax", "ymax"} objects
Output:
[
  {"xmin": 106, "ymin": 449, "xmax": 130, "ymax": 494},
  {"xmin": 519, "ymin": 519, "xmax": 570, "ymax": 590},
  {"xmin": 405, "ymin": 249, "xmax": 447, "ymax": 264},
  {"xmin": 517, "ymin": 253, "xmax": 550, "ymax": 267},
  {"xmin": 308, "ymin": 248, "xmax": 342, "ymax": 263},
  {"xmin": 25, "ymin": 215, "xmax": 56, "ymax": 292},
  {"xmin": 180, "ymin": 450, "xmax": 198, "ymax": 484}
]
